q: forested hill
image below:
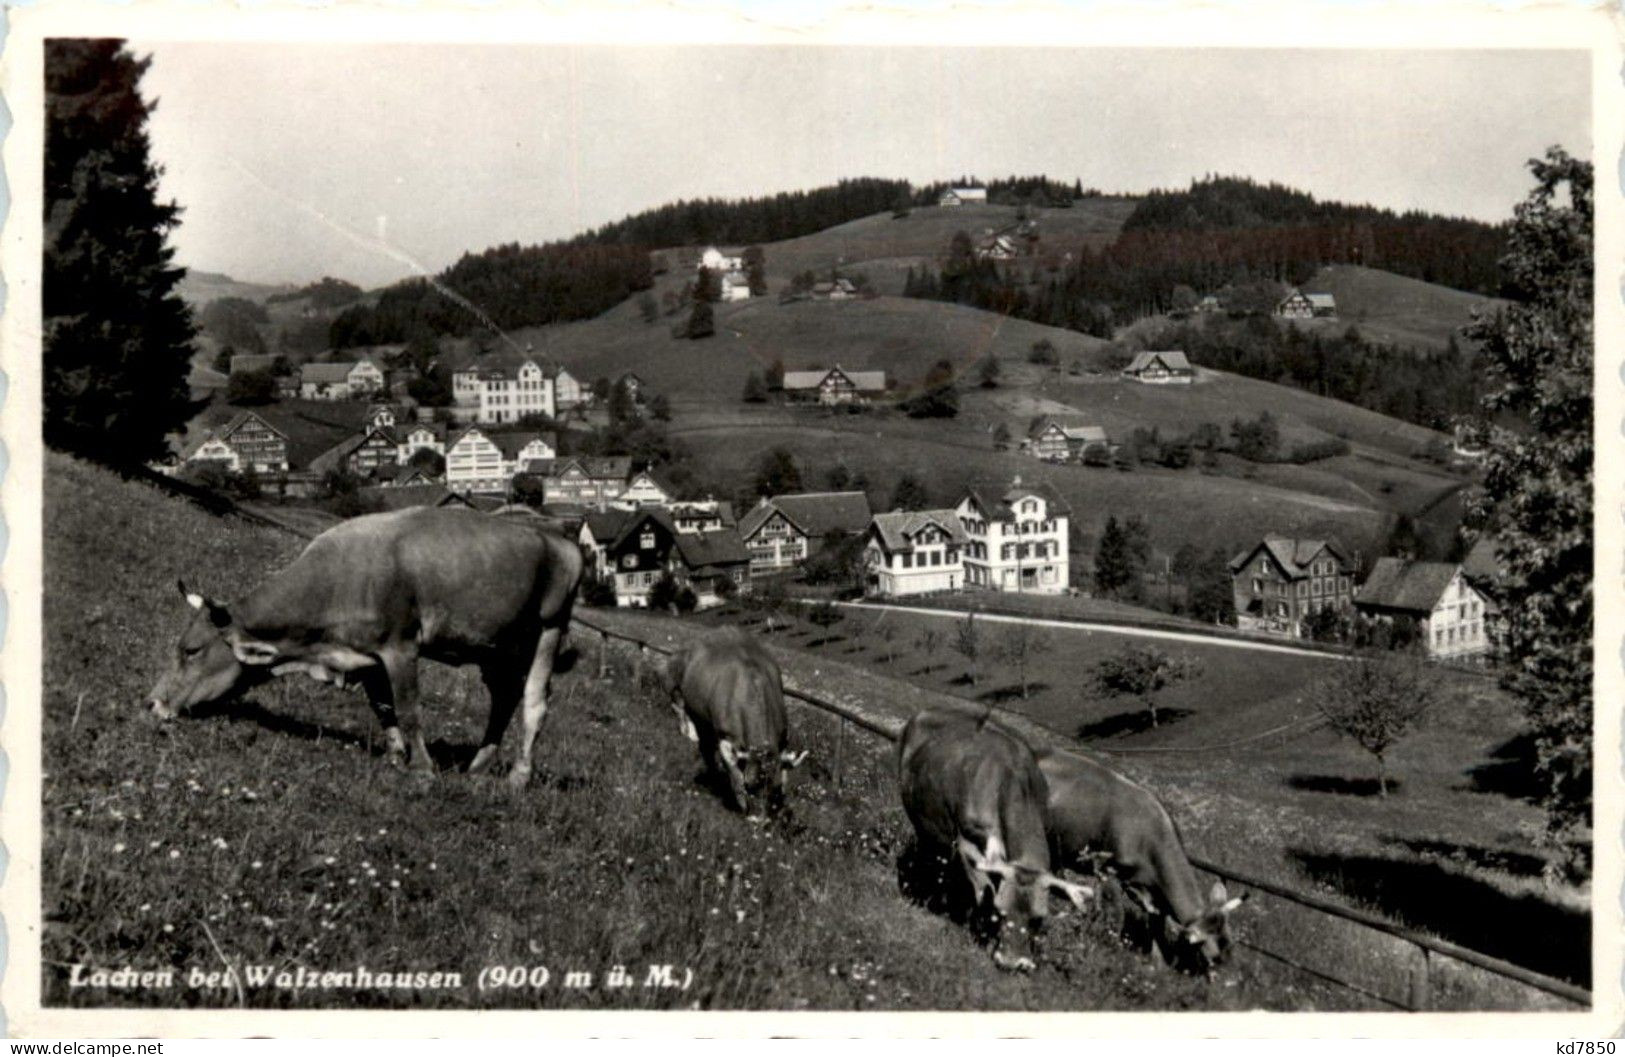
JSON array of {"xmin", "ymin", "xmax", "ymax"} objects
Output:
[
  {"xmin": 578, "ymin": 177, "xmax": 910, "ymax": 249},
  {"xmin": 1119, "ymin": 177, "xmax": 1507, "ymax": 297}
]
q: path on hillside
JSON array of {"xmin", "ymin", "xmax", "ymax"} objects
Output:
[{"xmin": 833, "ymin": 599, "xmax": 1347, "ymax": 661}]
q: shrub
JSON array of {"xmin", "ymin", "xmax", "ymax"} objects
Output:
[{"xmin": 1288, "ymin": 437, "xmax": 1352, "ymax": 464}]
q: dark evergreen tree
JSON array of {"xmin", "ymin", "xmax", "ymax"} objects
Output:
[
  {"xmin": 742, "ymin": 372, "xmax": 767, "ymax": 403},
  {"xmin": 45, "ymin": 40, "xmax": 198, "ymax": 465},
  {"xmin": 889, "ymin": 474, "xmax": 930, "ymax": 511},
  {"xmin": 753, "ymin": 447, "xmax": 802, "ymax": 496}
]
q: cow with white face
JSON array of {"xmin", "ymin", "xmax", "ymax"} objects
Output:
[
  {"xmin": 1036, "ymin": 747, "xmax": 1247, "ymax": 972},
  {"xmin": 663, "ymin": 628, "xmax": 805, "ymax": 816},
  {"xmin": 897, "ymin": 707, "xmax": 1093, "ymax": 972},
  {"xmin": 148, "ymin": 507, "xmax": 582, "ymax": 789}
]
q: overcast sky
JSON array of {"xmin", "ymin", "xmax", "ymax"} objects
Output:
[{"xmin": 134, "ymin": 45, "xmax": 1591, "ymax": 289}]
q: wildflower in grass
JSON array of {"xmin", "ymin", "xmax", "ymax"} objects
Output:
[
  {"xmin": 211, "ymin": 837, "xmax": 228, "ymax": 850},
  {"xmin": 138, "ymin": 903, "xmax": 150, "ymax": 913},
  {"xmin": 168, "ymin": 849, "xmax": 180, "ymax": 860},
  {"xmin": 251, "ymin": 860, "xmax": 263, "ymax": 870},
  {"xmin": 162, "ymin": 924, "xmax": 174, "ymax": 933},
  {"xmin": 112, "ymin": 843, "xmax": 126, "ymax": 853}
]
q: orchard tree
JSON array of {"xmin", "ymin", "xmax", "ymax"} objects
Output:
[
  {"xmin": 1314, "ymin": 653, "xmax": 1441, "ymax": 797},
  {"xmin": 953, "ymin": 611, "xmax": 982, "ymax": 686},
  {"xmin": 743, "ymin": 246, "xmax": 768, "ymax": 297},
  {"xmin": 742, "ymin": 371, "xmax": 768, "ymax": 403},
  {"xmin": 995, "ymin": 623, "xmax": 1053, "ymax": 700},
  {"xmin": 45, "ymin": 40, "xmax": 199, "ymax": 465},
  {"xmin": 1464, "ymin": 147, "xmax": 1593, "ymax": 878},
  {"xmin": 1092, "ymin": 645, "xmax": 1201, "ymax": 728}
]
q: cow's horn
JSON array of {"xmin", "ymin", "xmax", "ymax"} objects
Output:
[
  {"xmin": 1219, "ymin": 893, "xmax": 1247, "ymax": 915},
  {"xmin": 178, "ymin": 580, "xmax": 206, "ymax": 610}
]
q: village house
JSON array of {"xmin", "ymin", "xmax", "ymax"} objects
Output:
[
  {"xmin": 864, "ymin": 509, "xmax": 969, "ymax": 598},
  {"xmin": 1121, "ymin": 351, "xmax": 1196, "ymax": 385},
  {"xmin": 526, "ymin": 455, "xmax": 634, "ymax": 508},
  {"xmin": 183, "ymin": 434, "xmax": 243, "ymax": 473},
  {"xmin": 669, "ymin": 499, "xmax": 734, "ymax": 535},
  {"xmin": 451, "ymin": 358, "xmax": 557, "ymax": 425},
  {"xmin": 309, "ymin": 425, "xmax": 400, "ymax": 481},
  {"xmin": 808, "ymin": 278, "xmax": 858, "ymax": 302},
  {"xmin": 955, "ymin": 479, "xmax": 1071, "ymax": 594},
  {"xmin": 1275, "ymin": 289, "xmax": 1338, "ymax": 319},
  {"xmin": 699, "ymin": 247, "xmax": 744, "ymax": 274},
  {"xmin": 217, "ymin": 410, "xmax": 289, "ymax": 474},
  {"xmin": 1196, "ymin": 295, "xmax": 1225, "ymax": 314},
  {"xmin": 976, "ymin": 232, "xmax": 1019, "ymax": 261},
  {"xmin": 549, "ymin": 365, "xmax": 586, "ymax": 410},
  {"xmin": 366, "ymin": 404, "xmax": 398, "ymax": 430},
  {"xmin": 444, "ymin": 427, "xmax": 556, "ymax": 494},
  {"xmin": 616, "ymin": 469, "xmax": 673, "ymax": 509},
  {"xmin": 738, "ymin": 491, "xmax": 874, "ymax": 573},
  {"xmin": 938, "ymin": 187, "xmax": 988, "ymax": 207},
  {"xmin": 1354, "ymin": 558, "xmax": 1496, "ymax": 663},
  {"xmin": 781, "ymin": 365, "xmax": 888, "ymax": 406},
  {"xmin": 1027, "ymin": 419, "xmax": 1110, "ymax": 463},
  {"xmin": 578, "ymin": 509, "xmax": 634, "ymax": 579},
  {"xmin": 1229, "ymin": 536, "xmax": 1356, "ymax": 638},
  {"xmin": 720, "ymin": 272, "xmax": 753, "ymax": 302},
  {"xmin": 603, "ymin": 509, "xmax": 750, "ymax": 610},
  {"xmin": 397, "ymin": 422, "xmax": 449, "ymax": 464},
  {"xmin": 385, "ymin": 465, "xmax": 438, "ymax": 489},
  {"xmin": 300, "ymin": 359, "xmax": 385, "ymax": 401}
]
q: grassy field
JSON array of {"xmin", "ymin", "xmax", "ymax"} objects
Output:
[{"xmin": 1298, "ymin": 265, "xmax": 1506, "ymax": 351}]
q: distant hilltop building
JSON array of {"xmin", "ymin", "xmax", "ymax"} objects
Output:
[
  {"xmin": 782, "ymin": 365, "xmax": 887, "ymax": 405},
  {"xmin": 1276, "ymin": 289, "xmax": 1338, "ymax": 319},
  {"xmin": 938, "ymin": 187, "xmax": 988, "ymax": 207},
  {"xmin": 1121, "ymin": 350, "xmax": 1195, "ymax": 385}
]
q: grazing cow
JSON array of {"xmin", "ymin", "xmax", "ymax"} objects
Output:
[
  {"xmin": 663, "ymin": 628, "xmax": 805, "ymax": 815},
  {"xmin": 897, "ymin": 708, "xmax": 1093, "ymax": 971},
  {"xmin": 1036, "ymin": 747, "xmax": 1246, "ymax": 971},
  {"xmin": 147, "ymin": 507, "xmax": 583, "ymax": 789}
]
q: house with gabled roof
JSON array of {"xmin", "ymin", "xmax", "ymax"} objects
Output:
[
  {"xmin": 397, "ymin": 422, "xmax": 450, "ymax": 464},
  {"xmin": 781, "ymin": 365, "xmax": 888, "ymax": 406},
  {"xmin": 1354, "ymin": 558, "xmax": 1495, "ymax": 662},
  {"xmin": 1229, "ymin": 536, "xmax": 1355, "ymax": 637},
  {"xmin": 444, "ymin": 427, "xmax": 553, "ymax": 495},
  {"xmin": 1121, "ymin": 351, "xmax": 1195, "ymax": 385},
  {"xmin": 864, "ymin": 509, "xmax": 969, "ymax": 597},
  {"xmin": 938, "ymin": 187, "xmax": 988, "ymax": 207},
  {"xmin": 578, "ymin": 508, "xmax": 636, "ymax": 579},
  {"xmin": 183, "ymin": 410, "xmax": 289, "ymax": 474},
  {"xmin": 671, "ymin": 529, "xmax": 752, "ymax": 608},
  {"xmin": 357, "ymin": 483, "xmax": 479, "ymax": 513},
  {"xmin": 1276, "ymin": 289, "xmax": 1338, "ymax": 319},
  {"xmin": 1027, "ymin": 418, "xmax": 1110, "ymax": 463},
  {"xmin": 738, "ymin": 491, "xmax": 874, "ymax": 573},
  {"xmin": 617, "ymin": 468, "xmax": 673, "ymax": 509},
  {"xmin": 309, "ymin": 425, "xmax": 399, "ymax": 480},
  {"xmin": 955, "ymin": 478, "xmax": 1070, "ymax": 594},
  {"xmin": 524, "ymin": 455, "xmax": 634, "ymax": 508},
  {"xmin": 809, "ymin": 278, "xmax": 858, "ymax": 301}
]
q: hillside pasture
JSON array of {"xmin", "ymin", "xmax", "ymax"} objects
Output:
[{"xmin": 1298, "ymin": 264, "xmax": 1506, "ymax": 351}]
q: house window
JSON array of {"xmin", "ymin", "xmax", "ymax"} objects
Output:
[
  {"xmin": 640, "ymin": 531, "xmax": 655, "ymax": 550},
  {"xmin": 1297, "ymin": 582, "xmax": 1308, "ymax": 598},
  {"xmin": 1252, "ymin": 578, "xmax": 1262, "ymax": 594}
]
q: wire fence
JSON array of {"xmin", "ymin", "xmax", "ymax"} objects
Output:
[{"xmin": 572, "ymin": 613, "xmax": 1590, "ymax": 1012}]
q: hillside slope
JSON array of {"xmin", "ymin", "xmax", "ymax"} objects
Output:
[{"xmin": 1298, "ymin": 264, "xmax": 1505, "ymax": 349}]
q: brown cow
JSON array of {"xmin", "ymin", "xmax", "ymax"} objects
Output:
[
  {"xmin": 897, "ymin": 708, "xmax": 1093, "ymax": 971},
  {"xmin": 147, "ymin": 507, "xmax": 582, "ymax": 789},
  {"xmin": 1036, "ymin": 747, "xmax": 1246, "ymax": 971},
  {"xmin": 663, "ymin": 628, "xmax": 806, "ymax": 815}
]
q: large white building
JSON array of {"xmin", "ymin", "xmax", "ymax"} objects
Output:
[
  {"xmin": 1354, "ymin": 559, "xmax": 1496, "ymax": 662},
  {"xmin": 955, "ymin": 479, "xmax": 1070, "ymax": 594},
  {"xmin": 444, "ymin": 427, "xmax": 557, "ymax": 494},
  {"xmin": 864, "ymin": 509, "xmax": 968, "ymax": 597},
  {"xmin": 452, "ymin": 358, "xmax": 557, "ymax": 425}
]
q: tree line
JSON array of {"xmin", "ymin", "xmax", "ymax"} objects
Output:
[{"xmin": 581, "ymin": 178, "xmax": 911, "ymax": 249}]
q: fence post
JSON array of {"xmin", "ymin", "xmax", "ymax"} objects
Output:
[
  {"xmin": 833, "ymin": 713, "xmax": 847, "ymax": 790},
  {"xmin": 598, "ymin": 629, "xmax": 609, "ymax": 679},
  {"xmin": 634, "ymin": 643, "xmax": 646, "ymax": 686},
  {"xmin": 1409, "ymin": 944, "xmax": 1432, "ymax": 1011}
]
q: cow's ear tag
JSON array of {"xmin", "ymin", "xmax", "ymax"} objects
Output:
[
  {"xmin": 185, "ymin": 593, "xmax": 207, "ymax": 611},
  {"xmin": 231, "ymin": 640, "xmax": 280, "ymax": 666}
]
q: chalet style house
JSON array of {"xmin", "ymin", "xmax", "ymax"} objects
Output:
[
  {"xmin": 603, "ymin": 509, "xmax": 751, "ymax": 610},
  {"xmin": 191, "ymin": 411, "xmax": 289, "ymax": 474},
  {"xmin": 299, "ymin": 359, "xmax": 385, "ymax": 400},
  {"xmin": 397, "ymin": 422, "xmax": 450, "ymax": 464},
  {"xmin": 1229, "ymin": 537, "xmax": 1355, "ymax": 637},
  {"xmin": 1354, "ymin": 559, "xmax": 1496, "ymax": 662},
  {"xmin": 1027, "ymin": 419, "xmax": 1109, "ymax": 463},
  {"xmin": 955, "ymin": 479, "xmax": 1071, "ymax": 594},
  {"xmin": 1121, "ymin": 351, "xmax": 1195, "ymax": 385},
  {"xmin": 1276, "ymin": 289, "xmax": 1338, "ymax": 319},
  {"xmin": 938, "ymin": 187, "xmax": 988, "ymax": 207},
  {"xmin": 452, "ymin": 358, "xmax": 557, "ymax": 426},
  {"xmin": 619, "ymin": 469, "xmax": 674, "ymax": 508},
  {"xmin": 782, "ymin": 366, "xmax": 888, "ymax": 405},
  {"xmin": 739, "ymin": 491, "xmax": 874, "ymax": 573},
  {"xmin": 444, "ymin": 428, "xmax": 556, "ymax": 494},
  {"xmin": 809, "ymin": 278, "xmax": 857, "ymax": 301},
  {"xmin": 550, "ymin": 365, "xmax": 586, "ymax": 411},
  {"xmin": 309, "ymin": 426, "xmax": 400, "ymax": 480},
  {"xmin": 578, "ymin": 500, "xmax": 735, "ymax": 579},
  {"xmin": 864, "ymin": 510, "xmax": 969, "ymax": 597}
]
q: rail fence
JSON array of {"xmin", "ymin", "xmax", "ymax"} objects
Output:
[
  {"xmin": 572, "ymin": 613, "xmax": 1589, "ymax": 1013},
  {"xmin": 186, "ymin": 485, "xmax": 1583, "ymax": 1011}
]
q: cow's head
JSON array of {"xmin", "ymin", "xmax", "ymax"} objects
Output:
[
  {"xmin": 146, "ymin": 581, "xmax": 277, "ymax": 718},
  {"xmin": 961, "ymin": 837, "xmax": 1094, "ymax": 971},
  {"xmin": 1166, "ymin": 881, "xmax": 1248, "ymax": 972},
  {"xmin": 728, "ymin": 746, "xmax": 807, "ymax": 816}
]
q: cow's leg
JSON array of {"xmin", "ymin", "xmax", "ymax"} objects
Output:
[
  {"xmin": 715, "ymin": 739, "xmax": 751, "ymax": 813},
  {"xmin": 380, "ymin": 646, "xmax": 433, "ymax": 775},
  {"xmin": 358, "ymin": 665, "xmax": 407, "ymax": 767},
  {"xmin": 468, "ymin": 663, "xmax": 522, "ymax": 775},
  {"xmin": 508, "ymin": 626, "xmax": 561, "ymax": 790}
]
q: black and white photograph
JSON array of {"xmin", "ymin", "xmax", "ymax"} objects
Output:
[{"xmin": 2, "ymin": 1, "xmax": 1617, "ymax": 1036}]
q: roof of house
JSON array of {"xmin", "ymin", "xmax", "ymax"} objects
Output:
[
  {"xmin": 582, "ymin": 508, "xmax": 636, "ymax": 542},
  {"xmin": 307, "ymin": 433, "xmax": 376, "ymax": 476},
  {"xmin": 1123, "ymin": 350, "xmax": 1193, "ymax": 374},
  {"xmin": 390, "ymin": 465, "xmax": 435, "ymax": 486},
  {"xmin": 962, "ymin": 479, "xmax": 1073, "ymax": 521},
  {"xmin": 401, "ymin": 421, "xmax": 449, "ymax": 441},
  {"xmin": 674, "ymin": 528, "xmax": 752, "ymax": 571},
  {"xmin": 1355, "ymin": 558, "xmax": 1466, "ymax": 614},
  {"xmin": 670, "ymin": 500, "xmax": 735, "ymax": 525},
  {"xmin": 739, "ymin": 491, "xmax": 874, "ymax": 540},
  {"xmin": 870, "ymin": 509, "xmax": 969, "ymax": 553},
  {"xmin": 943, "ymin": 187, "xmax": 988, "ymax": 200},
  {"xmin": 301, "ymin": 362, "xmax": 358, "ymax": 384},
  {"xmin": 229, "ymin": 354, "xmax": 280, "ymax": 375},
  {"xmin": 487, "ymin": 431, "xmax": 556, "ymax": 461},
  {"xmin": 1029, "ymin": 417, "xmax": 1107, "ymax": 444},
  {"xmin": 1228, "ymin": 536, "xmax": 1348, "ymax": 577},
  {"xmin": 358, "ymin": 483, "xmax": 467, "ymax": 512},
  {"xmin": 219, "ymin": 410, "xmax": 288, "ymax": 441},
  {"xmin": 1306, "ymin": 293, "xmax": 1338, "ymax": 310},
  {"xmin": 782, "ymin": 366, "xmax": 887, "ymax": 391},
  {"xmin": 522, "ymin": 455, "xmax": 633, "ymax": 481}
]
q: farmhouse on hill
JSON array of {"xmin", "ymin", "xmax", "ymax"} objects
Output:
[
  {"xmin": 739, "ymin": 490, "xmax": 874, "ymax": 573},
  {"xmin": 1121, "ymin": 350, "xmax": 1195, "ymax": 385},
  {"xmin": 938, "ymin": 186, "xmax": 988, "ymax": 207},
  {"xmin": 183, "ymin": 410, "xmax": 289, "ymax": 475},
  {"xmin": 1027, "ymin": 418, "xmax": 1110, "ymax": 463},
  {"xmin": 1276, "ymin": 288, "xmax": 1338, "ymax": 319},
  {"xmin": 864, "ymin": 509, "xmax": 969, "ymax": 597},
  {"xmin": 300, "ymin": 359, "xmax": 385, "ymax": 401},
  {"xmin": 809, "ymin": 278, "xmax": 858, "ymax": 301},
  {"xmin": 956, "ymin": 479, "xmax": 1070, "ymax": 594},
  {"xmin": 782, "ymin": 365, "xmax": 888, "ymax": 405},
  {"xmin": 1354, "ymin": 558, "xmax": 1496, "ymax": 662},
  {"xmin": 1229, "ymin": 536, "xmax": 1355, "ymax": 638}
]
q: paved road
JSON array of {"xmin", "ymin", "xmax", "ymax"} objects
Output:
[{"xmin": 833, "ymin": 599, "xmax": 1346, "ymax": 661}]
